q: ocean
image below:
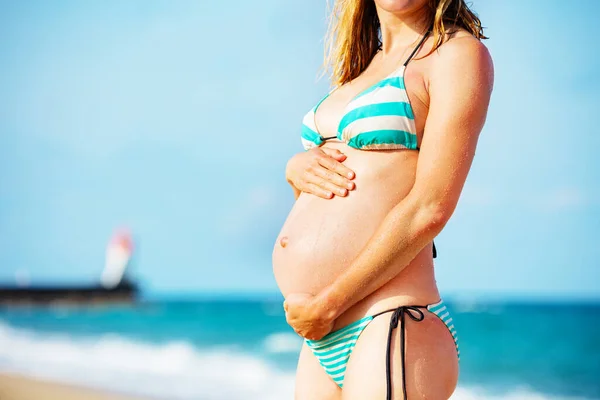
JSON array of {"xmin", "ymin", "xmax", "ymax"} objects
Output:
[{"xmin": 0, "ymin": 298, "xmax": 598, "ymax": 399}]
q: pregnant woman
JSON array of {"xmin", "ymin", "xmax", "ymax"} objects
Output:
[{"xmin": 272, "ymin": 0, "xmax": 493, "ymax": 399}]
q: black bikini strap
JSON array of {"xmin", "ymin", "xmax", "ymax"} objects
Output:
[
  {"xmin": 402, "ymin": 26, "xmax": 433, "ymax": 67},
  {"xmin": 371, "ymin": 305, "xmax": 428, "ymax": 319},
  {"xmin": 372, "ymin": 305, "xmax": 427, "ymax": 400}
]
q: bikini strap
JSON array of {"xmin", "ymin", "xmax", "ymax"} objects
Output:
[
  {"xmin": 371, "ymin": 305, "xmax": 428, "ymax": 319},
  {"xmin": 402, "ymin": 26, "xmax": 433, "ymax": 67},
  {"xmin": 372, "ymin": 305, "xmax": 427, "ymax": 400}
]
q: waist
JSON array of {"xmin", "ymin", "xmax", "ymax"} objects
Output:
[{"xmin": 330, "ymin": 255, "xmax": 440, "ymax": 331}]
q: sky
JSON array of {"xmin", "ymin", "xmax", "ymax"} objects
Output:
[{"xmin": 0, "ymin": 0, "xmax": 598, "ymax": 300}]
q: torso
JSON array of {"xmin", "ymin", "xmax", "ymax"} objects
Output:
[{"xmin": 273, "ymin": 30, "xmax": 469, "ymax": 330}]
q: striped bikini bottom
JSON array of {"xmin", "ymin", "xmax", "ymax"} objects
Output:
[{"xmin": 305, "ymin": 299, "xmax": 459, "ymax": 400}]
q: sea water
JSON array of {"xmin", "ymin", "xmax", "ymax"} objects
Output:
[{"xmin": 0, "ymin": 298, "xmax": 598, "ymax": 399}]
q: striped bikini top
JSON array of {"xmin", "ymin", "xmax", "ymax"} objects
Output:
[{"xmin": 301, "ymin": 29, "xmax": 431, "ymax": 152}]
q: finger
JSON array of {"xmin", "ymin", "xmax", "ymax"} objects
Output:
[
  {"xmin": 312, "ymin": 166, "xmax": 354, "ymax": 194},
  {"xmin": 320, "ymin": 148, "xmax": 347, "ymax": 161},
  {"xmin": 317, "ymin": 154, "xmax": 356, "ymax": 181},
  {"xmin": 304, "ymin": 182, "xmax": 334, "ymax": 199},
  {"xmin": 311, "ymin": 329, "xmax": 329, "ymax": 341},
  {"xmin": 308, "ymin": 177, "xmax": 348, "ymax": 197}
]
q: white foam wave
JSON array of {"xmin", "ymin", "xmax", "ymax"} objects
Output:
[
  {"xmin": 263, "ymin": 332, "xmax": 303, "ymax": 354},
  {"xmin": 0, "ymin": 321, "xmax": 294, "ymax": 400},
  {"xmin": 451, "ymin": 387, "xmax": 593, "ymax": 400},
  {"xmin": 0, "ymin": 321, "xmax": 594, "ymax": 400}
]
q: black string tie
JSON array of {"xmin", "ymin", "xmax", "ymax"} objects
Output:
[{"xmin": 377, "ymin": 305, "xmax": 426, "ymax": 400}]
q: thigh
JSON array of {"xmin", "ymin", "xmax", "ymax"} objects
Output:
[
  {"xmin": 341, "ymin": 311, "xmax": 459, "ymax": 400},
  {"xmin": 295, "ymin": 341, "xmax": 342, "ymax": 400}
]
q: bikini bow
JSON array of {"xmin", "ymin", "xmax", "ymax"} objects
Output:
[{"xmin": 385, "ymin": 305, "xmax": 426, "ymax": 400}]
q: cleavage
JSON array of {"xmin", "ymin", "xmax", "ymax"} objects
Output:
[
  {"xmin": 313, "ymin": 88, "xmax": 353, "ymax": 138},
  {"xmin": 314, "ymin": 63, "xmax": 403, "ymax": 137}
]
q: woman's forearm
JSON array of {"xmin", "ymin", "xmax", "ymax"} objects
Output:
[{"xmin": 315, "ymin": 191, "xmax": 448, "ymax": 319}]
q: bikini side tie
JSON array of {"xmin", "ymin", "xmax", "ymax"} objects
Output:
[{"xmin": 384, "ymin": 305, "xmax": 426, "ymax": 400}]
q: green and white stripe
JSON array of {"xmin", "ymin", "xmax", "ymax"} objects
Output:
[
  {"xmin": 300, "ymin": 65, "xmax": 419, "ymax": 151},
  {"xmin": 305, "ymin": 315, "xmax": 374, "ymax": 387},
  {"xmin": 427, "ymin": 300, "xmax": 460, "ymax": 359}
]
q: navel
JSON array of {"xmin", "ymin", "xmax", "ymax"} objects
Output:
[{"xmin": 279, "ymin": 236, "xmax": 289, "ymax": 248}]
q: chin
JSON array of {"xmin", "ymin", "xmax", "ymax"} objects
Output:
[{"xmin": 374, "ymin": 0, "xmax": 428, "ymax": 14}]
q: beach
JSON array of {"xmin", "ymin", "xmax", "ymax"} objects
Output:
[{"xmin": 0, "ymin": 373, "xmax": 148, "ymax": 400}]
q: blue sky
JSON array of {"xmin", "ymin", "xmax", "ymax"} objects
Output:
[{"xmin": 0, "ymin": 0, "xmax": 598, "ymax": 300}]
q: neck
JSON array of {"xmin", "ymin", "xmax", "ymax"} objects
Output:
[{"xmin": 377, "ymin": 5, "xmax": 431, "ymax": 55}]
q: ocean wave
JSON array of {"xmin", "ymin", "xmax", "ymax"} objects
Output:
[
  {"xmin": 263, "ymin": 332, "xmax": 303, "ymax": 354},
  {"xmin": 0, "ymin": 321, "xmax": 594, "ymax": 400},
  {"xmin": 0, "ymin": 320, "xmax": 294, "ymax": 400},
  {"xmin": 452, "ymin": 387, "xmax": 593, "ymax": 400}
]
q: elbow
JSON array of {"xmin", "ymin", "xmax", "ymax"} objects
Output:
[{"xmin": 415, "ymin": 199, "xmax": 455, "ymax": 238}]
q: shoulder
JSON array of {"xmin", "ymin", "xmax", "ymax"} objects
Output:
[{"xmin": 430, "ymin": 30, "xmax": 494, "ymax": 87}]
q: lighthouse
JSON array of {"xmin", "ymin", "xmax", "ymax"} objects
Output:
[{"xmin": 100, "ymin": 228, "xmax": 134, "ymax": 289}]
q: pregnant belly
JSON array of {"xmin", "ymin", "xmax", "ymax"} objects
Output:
[{"xmin": 272, "ymin": 148, "xmax": 419, "ymax": 297}]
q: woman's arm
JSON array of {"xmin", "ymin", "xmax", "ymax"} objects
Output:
[{"xmin": 285, "ymin": 37, "xmax": 494, "ymax": 339}]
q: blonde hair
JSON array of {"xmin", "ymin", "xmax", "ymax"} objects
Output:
[{"xmin": 324, "ymin": 0, "xmax": 487, "ymax": 86}]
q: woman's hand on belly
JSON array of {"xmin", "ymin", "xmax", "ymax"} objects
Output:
[
  {"xmin": 284, "ymin": 293, "xmax": 336, "ymax": 340},
  {"xmin": 286, "ymin": 147, "xmax": 356, "ymax": 199}
]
